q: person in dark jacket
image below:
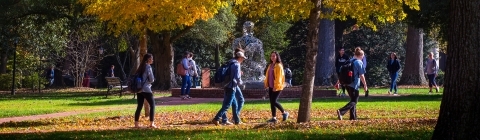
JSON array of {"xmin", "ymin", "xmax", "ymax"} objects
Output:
[
  {"xmin": 387, "ymin": 52, "xmax": 401, "ymax": 95},
  {"xmin": 335, "ymin": 48, "xmax": 350, "ymax": 97}
]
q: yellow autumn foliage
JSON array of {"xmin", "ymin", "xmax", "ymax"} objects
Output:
[
  {"xmin": 234, "ymin": 0, "xmax": 419, "ymax": 30},
  {"xmin": 78, "ymin": 0, "xmax": 229, "ymax": 35}
]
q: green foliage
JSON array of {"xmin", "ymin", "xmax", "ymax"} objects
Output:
[
  {"xmin": 0, "ymin": 74, "xmax": 21, "ymax": 90},
  {"xmin": 341, "ymin": 22, "xmax": 407, "ymax": 86},
  {"xmin": 281, "ymin": 20, "xmax": 308, "ymax": 85},
  {"xmin": 255, "ymin": 17, "xmax": 292, "ymax": 62},
  {"xmin": 22, "ymin": 72, "xmax": 48, "ymax": 90},
  {"xmin": 434, "ymin": 70, "xmax": 444, "ymax": 86}
]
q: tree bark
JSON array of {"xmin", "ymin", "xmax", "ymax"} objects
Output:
[
  {"xmin": 432, "ymin": 0, "xmax": 480, "ymax": 139},
  {"xmin": 150, "ymin": 32, "xmax": 176, "ymax": 90},
  {"xmin": 0, "ymin": 51, "xmax": 7, "ymax": 74},
  {"xmin": 315, "ymin": 8, "xmax": 335, "ymax": 86},
  {"xmin": 297, "ymin": 0, "xmax": 321, "ymax": 123},
  {"xmin": 399, "ymin": 26, "xmax": 427, "ymax": 85}
]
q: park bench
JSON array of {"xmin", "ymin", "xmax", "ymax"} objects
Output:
[{"xmin": 105, "ymin": 77, "xmax": 128, "ymax": 98}]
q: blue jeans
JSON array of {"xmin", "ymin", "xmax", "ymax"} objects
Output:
[
  {"xmin": 214, "ymin": 87, "xmax": 240, "ymax": 123},
  {"xmin": 181, "ymin": 75, "xmax": 191, "ymax": 95},
  {"xmin": 49, "ymin": 78, "xmax": 54, "ymax": 87},
  {"xmin": 221, "ymin": 86, "xmax": 244, "ymax": 123},
  {"xmin": 285, "ymin": 78, "xmax": 292, "ymax": 87},
  {"xmin": 191, "ymin": 76, "xmax": 198, "ymax": 88},
  {"xmin": 389, "ymin": 72, "xmax": 398, "ymax": 93}
]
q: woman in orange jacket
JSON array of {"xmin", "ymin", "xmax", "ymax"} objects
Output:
[{"xmin": 264, "ymin": 51, "xmax": 288, "ymax": 123}]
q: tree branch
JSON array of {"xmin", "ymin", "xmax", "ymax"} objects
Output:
[{"xmin": 170, "ymin": 26, "xmax": 193, "ymax": 42}]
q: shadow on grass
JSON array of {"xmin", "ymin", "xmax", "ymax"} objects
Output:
[
  {"xmin": 66, "ymin": 98, "xmax": 136, "ymax": 106},
  {"xmin": 0, "ymin": 121, "xmax": 54, "ymax": 128},
  {"xmin": 0, "ymin": 128, "xmax": 432, "ymax": 140}
]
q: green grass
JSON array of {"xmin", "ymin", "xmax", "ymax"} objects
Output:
[
  {"xmin": 0, "ymin": 88, "xmax": 441, "ymax": 140},
  {"xmin": 0, "ymin": 91, "xmax": 170, "ymax": 118}
]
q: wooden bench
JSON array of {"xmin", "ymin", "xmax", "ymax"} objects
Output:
[{"xmin": 105, "ymin": 77, "xmax": 128, "ymax": 98}]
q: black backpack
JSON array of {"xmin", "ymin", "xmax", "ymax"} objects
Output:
[
  {"xmin": 284, "ymin": 68, "xmax": 292, "ymax": 79},
  {"xmin": 338, "ymin": 60, "xmax": 355, "ymax": 85}
]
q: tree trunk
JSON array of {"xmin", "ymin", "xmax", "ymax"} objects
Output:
[
  {"xmin": 150, "ymin": 32, "xmax": 176, "ymax": 90},
  {"xmin": 297, "ymin": 0, "xmax": 321, "ymax": 123},
  {"xmin": 139, "ymin": 32, "xmax": 150, "ymax": 117},
  {"xmin": 0, "ymin": 51, "xmax": 7, "ymax": 74},
  {"xmin": 432, "ymin": 0, "xmax": 480, "ymax": 139},
  {"xmin": 315, "ymin": 8, "xmax": 335, "ymax": 86},
  {"xmin": 399, "ymin": 26, "xmax": 427, "ymax": 85}
]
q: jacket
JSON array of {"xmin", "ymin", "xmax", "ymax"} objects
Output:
[
  {"xmin": 264, "ymin": 63, "xmax": 285, "ymax": 91},
  {"xmin": 387, "ymin": 59, "xmax": 401, "ymax": 73}
]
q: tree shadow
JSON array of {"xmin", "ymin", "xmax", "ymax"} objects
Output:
[{"xmin": 0, "ymin": 120, "xmax": 54, "ymax": 128}]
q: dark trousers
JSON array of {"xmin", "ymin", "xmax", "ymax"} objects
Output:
[
  {"xmin": 134, "ymin": 92, "xmax": 155, "ymax": 121},
  {"xmin": 269, "ymin": 88, "xmax": 285, "ymax": 117},
  {"xmin": 427, "ymin": 74, "xmax": 437, "ymax": 88},
  {"xmin": 338, "ymin": 87, "xmax": 359, "ymax": 120}
]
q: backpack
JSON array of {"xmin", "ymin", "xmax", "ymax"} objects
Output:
[
  {"xmin": 128, "ymin": 74, "xmax": 144, "ymax": 93},
  {"xmin": 284, "ymin": 68, "xmax": 292, "ymax": 79},
  {"xmin": 176, "ymin": 61, "xmax": 187, "ymax": 76},
  {"xmin": 214, "ymin": 62, "xmax": 235, "ymax": 83},
  {"xmin": 338, "ymin": 59, "xmax": 355, "ymax": 85}
]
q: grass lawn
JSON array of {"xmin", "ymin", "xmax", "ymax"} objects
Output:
[{"xmin": 0, "ymin": 88, "xmax": 441, "ymax": 139}]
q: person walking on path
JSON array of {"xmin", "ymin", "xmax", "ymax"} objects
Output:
[
  {"xmin": 212, "ymin": 48, "xmax": 247, "ymax": 126},
  {"xmin": 335, "ymin": 48, "xmax": 350, "ymax": 97},
  {"xmin": 336, "ymin": 47, "xmax": 368, "ymax": 120},
  {"xmin": 134, "ymin": 53, "xmax": 157, "ymax": 128},
  {"xmin": 180, "ymin": 51, "xmax": 193, "ymax": 99},
  {"xmin": 387, "ymin": 52, "xmax": 401, "ymax": 95},
  {"xmin": 425, "ymin": 52, "xmax": 439, "ymax": 94},
  {"xmin": 264, "ymin": 51, "xmax": 289, "ymax": 123}
]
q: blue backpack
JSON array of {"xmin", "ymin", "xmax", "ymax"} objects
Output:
[
  {"xmin": 214, "ymin": 62, "xmax": 235, "ymax": 83},
  {"xmin": 128, "ymin": 74, "xmax": 143, "ymax": 93}
]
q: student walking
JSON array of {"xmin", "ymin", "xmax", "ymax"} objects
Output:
[
  {"xmin": 284, "ymin": 64, "xmax": 293, "ymax": 87},
  {"xmin": 387, "ymin": 52, "xmax": 401, "ymax": 95},
  {"xmin": 188, "ymin": 52, "xmax": 199, "ymax": 88},
  {"xmin": 212, "ymin": 48, "xmax": 247, "ymax": 126},
  {"xmin": 134, "ymin": 53, "xmax": 156, "ymax": 128},
  {"xmin": 425, "ymin": 52, "xmax": 439, "ymax": 94},
  {"xmin": 264, "ymin": 51, "xmax": 289, "ymax": 123},
  {"xmin": 336, "ymin": 47, "xmax": 368, "ymax": 120},
  {"xmin": 335, "ymin": 48, "xmax": 350, "ymax": 97}
]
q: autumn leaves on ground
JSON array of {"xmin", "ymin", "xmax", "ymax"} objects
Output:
[{"xmin": 0, "ymin": 88, "xmax": 440, "ymax": 140}]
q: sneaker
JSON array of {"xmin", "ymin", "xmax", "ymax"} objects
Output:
[
  {"xmin": 393, "ymin": 93, "xmax": 398, "ymax": 96},
  {"xmin": 336, "ymin": 110, "xmax": 343, "ymax": 120},
  {"xmin": 428, "ymin": 92, "xmax": 432, "ymax": 95},
  {"xmin": 221, "ymin": 121, "xmax": 234, "ymax": 125},
  {"xmin": 341, "ymin": 93, "xmax": 346, "ymax": 97},
  {"xmin": 267, "ymin": 118, "xmax": 278, "ymax": 123},
  {"xmin": 282, "ymin": 112, "xmax": 289, "ymax": 121},
  {"xmin": 211, "ymin": 119, "xmax": 220, "ymax": 126},
  {"xmin": 435, "ymin": 87, "xmax": 439, "ymax": 93},
  {"xmin": 234, "ymin": 122, "xmax": 244, "ymax": 125}
]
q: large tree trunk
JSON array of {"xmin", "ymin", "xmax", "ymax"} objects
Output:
[
  {"xmin": 297, "ymin": 0, "xmax": 321, "ymax": 123},
  {"xmin": 0, "ymin": 51, "xmax": 7, "ymax": 74},
  {"xmin": 150, "ymin": 32, "xmax": 176, "ymax": 90},
  {"xmin": 314, "ymin": 8, "xmax": 335, "ymax": 86},
  {"xmin": 432, "ymin": 0, "xmax": 480, "ymax": 139},
  {"xmin": 399, "ymin": 26, "xmax": 427, "ymax": 85}
]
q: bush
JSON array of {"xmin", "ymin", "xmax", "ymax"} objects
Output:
[
  {"xmin": 435, "ymin": 70, "xmax": 445, "ymax": 86},
  {"xmin": 0, "ymin": 74, "xmax": 21, "ymax": 90},
  {"xmin": 22, "ymin": 72, "xmax": 48, "ymax": 90}
]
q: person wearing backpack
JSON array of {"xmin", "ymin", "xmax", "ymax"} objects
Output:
[
  {"xmin": 336, "ymin": 47, "xmax": 368, "ymax": 120},
  {"xmin": 264, "ymin": 51, "xmax": 289, "ymax": 123},
  {"xmin": 425, "ymin": 52, "xmax": 439, "ymax": 94},
  {"xmin": 212, "ymin": 48, "xmax": 246, "ymax": 126},
  {"xmin": 187, "ymin": 52, "xmax": 199, "ymax": 88},
  {"xmin": 180, "ymin": 51, "xmax": 193, "ymax": 99},
  {"xmin": 284, "ymin": 64, "xmax": 293, "ymax": 87},
  {"xmin": 134, "ymin": 53, "xmax": 156, "ymax": 128},
  {"xmin": 387, "ymin": 52, "xmax": 401, "ymax": 95},
  {"xmin": 335, "ymin": 48, "xmax": 350, "ymax": 97}
]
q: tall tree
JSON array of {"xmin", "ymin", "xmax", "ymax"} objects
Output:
[
  {"xmin": 432, "ymin": 0, "xmax": 480, "ymax": 139},
  {"xmin": 399, "ymin": 26, "xmax": 427, "ymax": 85},
  {"xmin": 315, "ymin": 8, "xmax": 335, "ymax": 86},
  {"xmin": 79, "ymin": 0, "xmax": 229, "ymax": 89},
  {"xmin": 234, "ymin": 0, "xmax": 419, "ymax": 122}
]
